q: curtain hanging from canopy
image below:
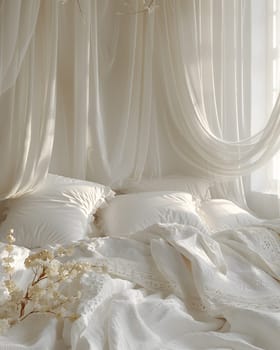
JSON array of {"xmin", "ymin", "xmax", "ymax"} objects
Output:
[
  {"xmin": 50, "ymin": 0, "xmax": 280, "ymax": 184},
  {"xmin": 0, "ymin": 0, "xmax": 58, "ymax": 199},
  {"xmin": 0, "ymin": 0, "xmax": 279, "ymax": 214}
]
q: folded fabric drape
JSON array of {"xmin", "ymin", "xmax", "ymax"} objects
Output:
[
  {"xmin": 0, "ymin": 0, "xmax": 39, "ymax": 94},
  {"xmin": 51, "ymin": 0, "xmax": 159, "ymax": 184},
  {"xmin": 51, "ymin": 0, "xmax": 280, "ymax": 185},
  {"xmin": 0, "ymin": 0, "xmax": 58, "ymax": 199},
  {"xmin": 158, "ymin": 0, "xmax": 280, "ymax": 177},
  {"xmin": 0, "ymin": 0, "xmax": 279, "ymax": 212}
]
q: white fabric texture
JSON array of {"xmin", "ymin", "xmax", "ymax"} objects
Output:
[
  {"xmin": 0, "ymin": 174, "xmax": 114, "ymax": 248},
  {"xmin": 1, "ymin": 220, "xmax": 280, "ymax": 349},
  {"xmin": 0, "ymin": 0, "xmax": 39, "ymax": 94},
  {"xmin": 199, "ymin": 199, "xmax": 261, "ymax": 232},
  {"xmin": 248, "ymin": 0, "xmax": 280, "ymax": 218},
  {"xmin": 0, "ymin": 0, "xmax": 279, "ymax": 216},
  {"xmin": 157, "ymin": 0, "xmax": 280, "ymax": 177},
  {"xmin": 51, "ymin": 0, "xmax": 162, "ymax": 183},
  {"xmin": 96, "ymin": 191, "xmax": 207, "ymax": 237},
  {"xmin": 0, "ymin": 0, "xmax": 59, "ymax": 199},
  {"xmin": 49, "ymin": 0, "xmax": 280, "ymax": 183},
  {"xmin": 47, "ymin": 0, "xmax": 279, "ymax": 217}
]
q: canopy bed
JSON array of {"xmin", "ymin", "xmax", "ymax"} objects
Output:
[{"xmin": 0, "ymin": 0, "xmax": 279, "ymax": 349}]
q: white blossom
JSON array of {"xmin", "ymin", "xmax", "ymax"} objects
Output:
[{"xmin": 0, "ymin": 231, "xmax": 98, "ymax": 334}]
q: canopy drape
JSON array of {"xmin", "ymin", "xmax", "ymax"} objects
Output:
[
  {"xmin": 0, "ymin": 0, "xmax": 39, "ymax": 94},
  {"xmin": 0, "ymin": 0, "xmax": 279, "ymax": 216},
  {"xmin": 158, "ymin": 0, "xmax": 280, "ymax": 176},
  {"xmin": 51, "ymin": 0, "xmax": 280, "ymax": 184},
  {"xmin": 51, "ymin": 0, "xmax": 161, "ymax": 184},
  {"xmin": 0, "ymin": 0, "xmax": 58, "ymax": 199}
]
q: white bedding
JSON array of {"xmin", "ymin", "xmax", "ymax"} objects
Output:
[{"xmin": 1, "ymin": 220, "xmax": 280, "ymax": 349}]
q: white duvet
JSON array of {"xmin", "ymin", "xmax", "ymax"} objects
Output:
[{"xmin": 1, "ymin": 220, "xmax": 280, "ymax": 350}]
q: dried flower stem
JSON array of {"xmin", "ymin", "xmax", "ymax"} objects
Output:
[
  {"xmin": 0, "ymin": 230, "xmax": 96, "ymax": 334},
  {"xmin": 19, "ymin": 310, "xmax": 57, "ymax": 322}
]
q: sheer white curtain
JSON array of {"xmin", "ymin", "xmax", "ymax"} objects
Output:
[
  {"xmin": 158, "ymin": 0, "xmax": 280, "ymax": 215},
  {"xmin": 51, "ymin": 0, "xmax": 164, "ymax": 184},
  {"xmin": 156, "ymin": 0, "xmax": 280, "ymax": 177},
  {"xmin": 0, "ymin": 0, "xmax": 39, "ymax": 94},
  {"xmin": 1, "ymin": 0, "xmax": 279, "ymax": 216},
  {"xmin": 248, "ymin": 0, "xmax": 280, "ymax": 218},
  {"xmin": 0, "ymin": 0, "xmax": 58, "ymax": 199},
  {"xmin": 51, "ymin": 1, "xmax": 280, "ymax": 207}
]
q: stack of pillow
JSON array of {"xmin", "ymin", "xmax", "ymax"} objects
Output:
[{"xmin": 0, "ymin": 174, "xmax": 261, "ymax": 249}]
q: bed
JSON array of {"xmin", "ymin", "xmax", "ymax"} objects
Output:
[{"xmin": 0, "ymin": 174, "xmax": 279, "ymax": 350}]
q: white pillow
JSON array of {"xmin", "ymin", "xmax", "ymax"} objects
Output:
[
  {"xmin": 113, "ymin": 176, "xmax": 211, "ymax": 201},
  {"xmin": 199, "ymin": 199, "xmax": 261, "ymax": 232},
  {"xmin": 0, "ymin": 174, "xmax": 114, "ymax": 248},
  {"xmin": 97, "ymin": 191, "xmax": 208, "ymax": 237}
]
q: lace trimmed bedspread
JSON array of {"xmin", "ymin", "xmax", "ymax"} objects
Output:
[{"xmin": 1, "ymin": 220, "xmax": 280, "ymax": 349}]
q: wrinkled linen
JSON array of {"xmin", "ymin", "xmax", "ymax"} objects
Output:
[{"xmin": 1, "ymin": 221, "xmax": 280, "ymax": 349}]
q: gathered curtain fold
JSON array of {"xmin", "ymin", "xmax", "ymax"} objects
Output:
[
  {"xmin": 50, "ymin": 0, "xmax": 280, "ymax": 201},
  {"xmin": 0, "ymin": 0, "xmax": 59, "ymax": 199},
  {"xmin": 51, "ymin": 0, "xmax": 159, "ymax": 184},
  {"xmin": 157, "ymin": 0, "xmax": 280, "ymax": 177},
  {"xmin": 0, "ymin": 0, "xmax": 40, "ymax": 94},
  {"xmin": 0, "ymin": 0, "xmax": 279, "ymax": 216}
]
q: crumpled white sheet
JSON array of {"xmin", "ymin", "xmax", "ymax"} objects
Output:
[{"xmin": 1, "ymin": 221, "xmax": 280, "ymax": 350}]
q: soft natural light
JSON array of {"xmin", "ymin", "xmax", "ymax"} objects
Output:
[{"xmin": 251, "ymin": 0, "xmax": 280, "ymax": 192}]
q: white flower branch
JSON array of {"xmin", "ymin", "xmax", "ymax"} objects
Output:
[{"xmin": 0, "ymin": 229, "xmax": 99, "ymax": 334}]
